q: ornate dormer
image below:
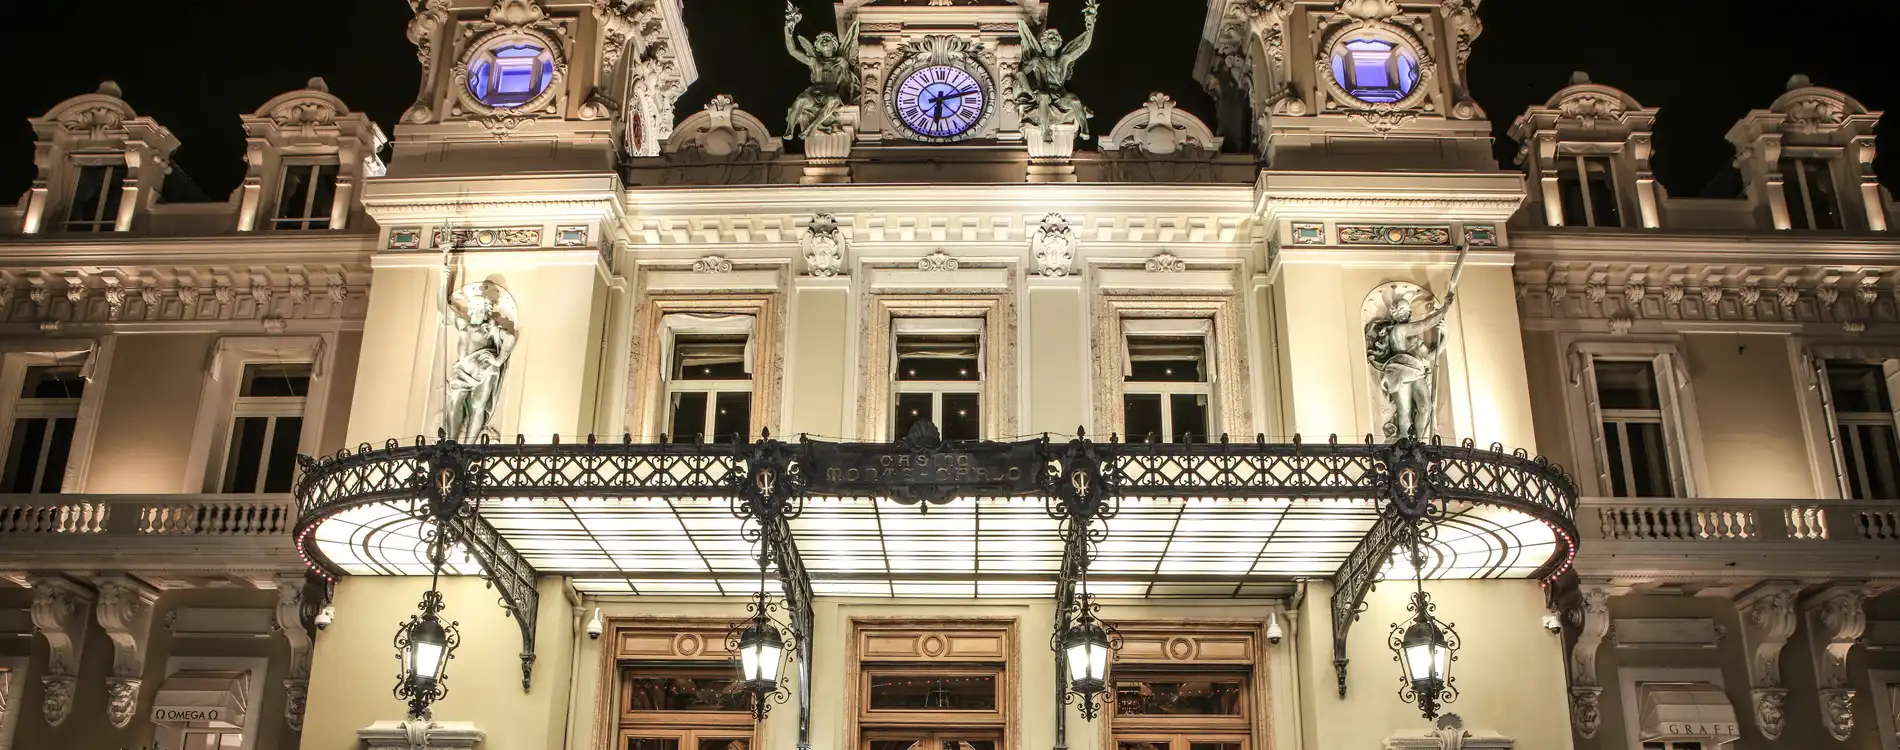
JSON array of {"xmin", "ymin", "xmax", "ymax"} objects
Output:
[
  {"xmin": 391, "ymin": 0, "xmax": 695, "ymax": 174},
  {"xmin": 1509, "ymin": 73, "xmax": 1661, "ymax": 229},
  {"xmin": 1196, "ymin": 0, "xmax": 1490, "ymax": 169},
  {"xmin": 19, "ymin": 82, "xmax": 179, "ymax": 234},
  {"xmin": 1726, "ymin": 75, "xmax": 1888, "ymax": 232},
  {"xmin": 236, "ymin": 78, "xmax": 388, "ymax": 232}
]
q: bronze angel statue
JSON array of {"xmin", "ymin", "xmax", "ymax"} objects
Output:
[
  {"xmin": 783, "ymin": 2, "xmax": 860, "ymax": 140},
  {"xmin": 1015, "ymin": 0, "xmax": 1099, "ymax": 142}
]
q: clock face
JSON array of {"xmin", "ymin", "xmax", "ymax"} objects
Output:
[{"xmin": 892, "ymin": 65, "xmax": 989, "ymax": 141}]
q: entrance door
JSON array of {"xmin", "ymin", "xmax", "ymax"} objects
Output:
[{"xmin": 865, "ymin": 731, "xmax": 1002, "ymax": 750}]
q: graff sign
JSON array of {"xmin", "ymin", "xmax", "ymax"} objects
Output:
[{"xmin": 803, "ymin": 439, "xmax": 1045, "ymax": 504}]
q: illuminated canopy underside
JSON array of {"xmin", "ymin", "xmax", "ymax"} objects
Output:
[{"xmin": 309, "ymin": 493, "xmax": 1559, "ymax": 598}]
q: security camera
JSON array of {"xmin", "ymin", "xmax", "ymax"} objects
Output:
[
  {"xmin": 314, "ymin": 605, "xmax": 336, "ymax": 631},
  {"xmin": 1265, "ymin": 612, "xmax": 1284, "ymax": 646},
  {"xmin": 1541, "ymin": 615, "xmax": 1563, "ymax": 634},
  {"xmin": 586, "ymin": 607, "xmax": 604, "ymax": 640}
]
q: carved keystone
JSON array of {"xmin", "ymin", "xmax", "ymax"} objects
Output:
[
  {"xmin": 1803, "ymin": 583, "xmax": 1871, "ymax": 741},
  {"xmin": 28, "ymin": 575, "xmax": 93, "ymax": 727},
  {"xmin": 1735, "ymin": 582, "xmax": 1802, "ymax": 740},
  {"xmin": 94, "ymin": 575, "xmax": 159, "ymax": 728}
]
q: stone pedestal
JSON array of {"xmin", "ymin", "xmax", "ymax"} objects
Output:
[
  {"xmin": 801, "ymin": 106, "xmax": 860, "ymax": 184},
  {"xmin": 360, "ymin": 719, "xmax": 485, "ymax": 749},
  {"xmin": 1025, "ymin": 122, "xmax": 1079, "ymax": 183}
]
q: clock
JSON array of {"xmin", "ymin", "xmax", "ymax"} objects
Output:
[{"xmin": 889, "ymin": 64, "xmax": 993, "ymax": 142}]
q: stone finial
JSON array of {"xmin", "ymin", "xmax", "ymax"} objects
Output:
[
  {"xmin": 1787, "ymin": 74, "xmax": 1813, "ymax": 90},
  {"xmin": 307, "ymin": 76, "xmax": 330, "ymax": 93},
  {"xmin": 98, "ymin": 80, "xmax": 123, "ymax": 97},
  {"xmin": 1568, "ymin": 71, "xmax": 1591, "ymax": 86}
]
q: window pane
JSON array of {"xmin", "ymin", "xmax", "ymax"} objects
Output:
[
  {"xmin": 1594, "ymin": 361, "xmax": 1660, "ymax": 410},
  {"xmin": 1124, "ymin": 394, "xmax": 1164, "ymax": 443},
  {"xmin": 894, "ymin": 393, "xmax": 933, "ymax": 440},
  {"xmin": 223, "ymin": 416, "xmax": 269, "ymax": 492},
  {"xmin": 896, "ymin": 335, "xmax": 981, "ymax": 381},
  {"xmin": 1804, "ymin": 159, "xmax": 1841, "ymax": 230},
  {"xmin": 66, "ymin": 165, "xmax": 120, "ymax": 230},
  {"xmin": 1557, "ymin": 162, "xmax": 1589, "ymax": 227},
  {"xmin": 1603, "ymin": 423, "xmax": 1629, "ymax": 498},
  {"xmin": 1170, "ymin": 394, "xmax": 1210, "ymax": 443},
  {"xmin": 277, "ymin": 166, "xmax": 312, "ymax": 222},
  {"xmin": 1780, "ymin": 158, "xmax": 1814, "ymax": 230},
  {"xmin": 1851, "ymin": 423, "xmax": 1900, "ymax": 500},
  {"xmin": 672, "ymin": 334, "xmax": 750, "ymax": 380},
  {"xmin": 668, "ymin": 392, "xmax": 708, "ymax": 442},
  {"xmin": 867, "ymin": 673, "xmax": 997, "ymax": 710},
  {"xmin": 39, "ymin": 417, "xmax": 75, "ymax": 493},
  {"xmin": 624, "ymin": 674, "xmax": 749, "ymax": 711},
  {"xmin": 1119, "ymin": 743, "xmax": 1168, "ymax": 750},
  {"xmin": 1114, "ymin": 678, "xmax": 1245, "ymax": 715},
  {"xmin": 21, "ymin": 366, "xmax": 85, "ymax": 399},
  {"xmin": 870, "ymin": 742, "xmax": 919, "ymax": 750},
  {"xmin": 1189, "ymin": 744, "xmax": 1243, "ymax": 750},
  {"xmin": 699, "ymin": 739, "xmax": 751, "ymax": 750},
  {"xmin": 942, "ymin": 392, "xmax": 981, "ymax": 441},
  {"xmin": 1584, "ymin": 157, "xmax": 1621, "ymax": 227},
  {"xmin": 947, "ymin": 741, "xmax": 995, "ymax": 750},
  {"xmin": 262, "ymin": 416, "xmax": 302, "ymax": 492},
  {"xmin": 3, "ymin": 418, "xmax": 49, "ymax": 493},
  {"xmin": 712, "ymin": 392, "xmax": 752, "ymax": 443},
  {"xmin": 240, "ymin": 364, "xmax": 312, "ymax": 397},
  {"xmin": 1828, "ymin": 362, "xmax": 1891, "ymax": 413},
  {"xmin": 625, "ymin": 739, "xmax": 681, "ymax": 750},
  {"xmin": 1127, "ymin": 336, "xmax": 1206, "ymax": 382},
  {"xmin": 307, "ymin": 164, "xmax": 339, "ymax": 228},
  {"xmin": 1626, "ymin": 421, "xmax": 1672, "ymax": 497}
]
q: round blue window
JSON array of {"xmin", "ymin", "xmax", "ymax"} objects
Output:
[
  {"xmin": 468, "ymin": 42, "xmax": 554, "ymax": 109},
  {"xmin": 1329, "ymin": 38, "xmax": 1420, "ymax": 104}
]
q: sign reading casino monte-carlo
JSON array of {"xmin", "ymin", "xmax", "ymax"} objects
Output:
[{"xmin": 802, "ymin": 429, "xmax": 1048, "ymax": 505}]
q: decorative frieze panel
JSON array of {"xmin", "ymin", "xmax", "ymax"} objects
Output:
[
  {"xmin": 1339, "ymin": 225, "xmax": 1453, "ymax": 246},
  {"xmin": 612, "ymin": 624, "xmax": 739, "ymax": 662},
  {"xmin": 626, "ymin": 209, "xmax": 1251, "ymax": 247},
  {"xmin": 387, "ymin": 228, "xmax": 424, "ymax": 250},
  {"xmin": 432, "ymin": 227, "xmax": 543, "ymax": 250},
  {"xmin": 1464, "ymin": 225, "xmax": 1499, "ymax": 247},
  {"xmin": 1291, "ymin": 223, "xmax": 1325, "ymax": 245},
  {"xmin": 857, "ymin": 626, "xmax": 1011, "ymax": 662},
  {"xmin": 1112, "ymin": 627, "xmax": 1256, "ymax": 665},
  {"xmin": 1610, "ymin": 618, "xmax": 1726, "ymax": 649},
  {"xmin": 0, "ymin": 267, "xmax": 367, "ymax": 327},
  {"xmin": 1520, "ymin": 263, "xmax": 1900, "ymax": 329}
]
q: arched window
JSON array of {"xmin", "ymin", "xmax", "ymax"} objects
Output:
[
  {"xmin": 468, "ymin": 41, "xmax": 555, "ymax": 109},
  {"xmin": 1329, "ymin": 37, "xmax": 1420, "ymax": 104}
]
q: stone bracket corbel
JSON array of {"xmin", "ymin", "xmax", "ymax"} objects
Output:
[
  {"xmin": 1803, "ymin": 583, "xmax": 1872, "ymax": 741},
  {"xmin": 93, "ymin": 575, "xmax": 159, "ymax": 729},
  {"xmin": 1566, "ymin": 582, "xmax": 1625, "ymax": 739},
  {"xmin": 1735, "ymin": 582, "xmax": 1803, "ymax": 740},
  {"xmin": 275, "ymin": 575, "xmax": 313, "ymax": 731},
  {"xmin": 27, "ymin": 575, "xmax": 94, "ymax": 727}
]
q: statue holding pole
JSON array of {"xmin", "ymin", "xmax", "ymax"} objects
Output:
[
  {"xmin": 1364, "ymin": 245, "xmax": 1468, "ymax": 439},
  {"xmin": 1015, "ymin": 0, "xmax": 1099, "ymax": 143},
  {"xmin": 782, "ymin": 2, "xmax": 860, "ymax": 140}
]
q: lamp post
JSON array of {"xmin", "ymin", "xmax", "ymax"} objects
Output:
[{"xmin": 1388, "ymin": 540, "xmax": 1458, "ymax": 720}]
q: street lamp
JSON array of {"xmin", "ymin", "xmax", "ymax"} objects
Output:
[
  {"xmin": 394, "ymin": 586, "xmax": 460, "ymax": 720},
  {"xmin": 1388, "ymin": 543, "xmax": 1458, "ymax": 720},
  {"xmin": 1056, "ymin": 584, "xmax": 1119, "ymax": 721},
  {"xmin": 731, "ymin": 551, "xmax": 791, "ymax": 721}
]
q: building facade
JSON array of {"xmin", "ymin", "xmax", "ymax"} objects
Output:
[{"xmin": 0, "ymin": 1, "xmax": 1893, "ymax": 750}]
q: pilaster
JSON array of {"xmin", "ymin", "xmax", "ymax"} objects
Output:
[
  {"xmin": 1734, "ymin": 581, "xmax": 1802, "ymax": 740},
  {"xmin": 92, "ymin": 575, "xmax": 159, "ymax": 729},
  {"xmin": 26, "ymin": 575, "xmax": 92, "ymax": 727}
]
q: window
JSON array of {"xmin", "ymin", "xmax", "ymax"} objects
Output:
[
  {"xmin": 468, "ymin": 41, "xmax": 555, "ymax": 109},
  {"xmin": 1328, "ymin": 37, "xmax": 1420, "ymax": 103},
  {"xmin": 1556, "ymin": 156, "xmax": 1621, "ymax": 228},
  {"xmin": 1123, "ymin": 332, "xmax": 1212, "ymax": 443},
  {"xmin": 894, "ymin": 321, "xmax": 983, "ymax": 442},
  {"xmin": 1823, "ymin": 361, "xmax": 1900, "ymax": 500},
  {"xmin": 1, "ymin": 366, "xmax": 84, "ymax": 493},
  {"xmin": 1593, "ymin": 360, "xmax": 1674, "ymax": 498},
  {"xmin": 665, "ymin": 334, "xmax": 753, "ymax": 443},
  {"xmin": 1111, "ymin": 674, "xmax": 1251, "ymax": 750},
  {"xmin": 852, "ymin": 622, "xmax": 1012, "ymax": 750},
  {"xmin": 618, "ymin": 667, "xmax": 755, "ymax": 750},
  {"xmin": 1780, "ymin": 157, "xmax": 1842, "ymax": 230},
  {"xmin": 179, "ymin": 730, "xmax": 244, "ymax": 749},
  {"xmin": 220, "ymin": 363, "xmax": 310, "ymax": 493},
  {"xmin": 273, "ymin": 163, "xmax": 339, "ymax": 230},
  {"xmin": 64, "ymin": 164, "xmax": 124, "ymax": 232}
]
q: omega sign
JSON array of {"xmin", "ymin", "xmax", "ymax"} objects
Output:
[
  {"xmin": 153, "ymin": 707, "xmax": 222, "ymax": 722},
  {"xmin": 804, "ymin": 438, "xmax": 1045, "ymax": 505}
]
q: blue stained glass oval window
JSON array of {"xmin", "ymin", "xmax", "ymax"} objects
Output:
[
  {"xmin": 469, "ymin": 42, "xmax": 554, "ymax": 109},
  {"xmin": 1330, "ymin": 37, "xmax": 1420, "ymax": 104}
]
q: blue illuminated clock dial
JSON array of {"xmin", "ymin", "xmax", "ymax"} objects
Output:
[{"xmin": 893, "ymin": 65, "xmax": 987, "ymax": 140}]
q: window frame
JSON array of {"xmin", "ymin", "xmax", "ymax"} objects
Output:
[
  {"xmin": 218, "ymin": 364, "xmax": 313, "ymax": 494},
  {"xmin": 861, "ymin": 295, "xmax": 1016, "ymax": 442},
  {"xmin": 270, "ymin": 159, "xmax": 342, "ymax": 231},
  {"xmin": 0, "ymin": 655, "xmax": 26, "ymax": 750},
  {"xmin": 62, "ymin": 160, "xmax": 127, "ymax": 232},
  {"xmin": 599, "ymin": 619, "xmax": 761, "ymax": 750},
  {"xmin": 1555, "ymin": 154, "xmax": 1622, "ymax": 228},
  {"xmin": 0, "ymin": 341, "xmax": 111, "ymax": 494},
  {"xmin": 1093, "ymin": 299, "xmax": 1249, "ymax": 444},
  {"xmin": 1814, "ymin": 359, "xmax": 1900, "ymax": 500},
  {"xmin": 1121, "ymin": 323, "xmax": 1218, "ymax": 443},
  {"xmin": 1, "ymin": 365, "xmax": 85, "ymax": 494},
  {"xmin": 892, "ymin": 319, "xmax": 986, "ymax": 442},
  {"xmin": 182, "ymin": 336, "xmax": 332, "ymax": 494},
  {"xmin": 847, "ymin": 619, "xmax": 1017, "ymax": 750},
  {"xmin": 1615, "ymin": 667, "xmax": 1726, "ymax": 750},
  {"xmin": 1101, "ymin": 623, "xmax": 1269, "ymax": 750},
  {"xmin": 632, "ymin": 297, "xmax": 781, "ymax": 443},
  {"xmin": 661, "ymin": 322, "xmax": 757, "ymax": 444},
  {"xmin": 150, "ymin": 656, "xmax": 268, "ymax": 750},
  {"xmin": 1779, "ymin": 154, "xmax": 1844, "ymax": 230},
  {"xmin": 1561, "ymin": 340, "xmax": 1706, "ymax": 499}
]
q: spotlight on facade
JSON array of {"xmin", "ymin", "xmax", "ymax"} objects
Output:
[
  {"xmin": 1389, "ymin": 588, "xmax": 1458, "ymax": 720},
  {"xmin": 394, "ymin": 588, "xmax": 460, "ymax": 720}
]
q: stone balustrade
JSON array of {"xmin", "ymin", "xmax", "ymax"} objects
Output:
[
  {"xmin": 0, "ymin": 494, "xmax": 301, "ymax": 575},
  {"xmin": 1579, "ymin": 497, "xmax": 1900, "ymax": 578}
]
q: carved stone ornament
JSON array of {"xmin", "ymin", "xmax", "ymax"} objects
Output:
[
  {"xmin": 440, "ymin": 280, "xmax": 519, "ymax": 444},
  {"xmin": 1363, "ymin": 281, "xmax": 1457, "ymax": 439},
  {"xmin": 450, "ymin": 0, "xmax": 568, "ymax": 135},
  {"xmin": 403, "ymin": 0, "xmax": 453, "ymax": 124},
  {"xmin": 106, "ymin": 677, "xmax": 142, "ymax": 729},
  {"xmin": 1030, "ymin": 213, "xmax": 1078, "ymax": 278},
  {"xmin": 276, "ymin": 576, "xmax": 313, "ymax": 731},
  {"xmin": 692, "ymin": 256, "xmax": 733, "ymax": 274},
  {"xmin": 360, "ymin": 719, "xmax": 486, "ymax": 750},
  {"xmin": 1316, "ymin": 18, "xmax": 1435, "ymax": 125},
  {"xmin": 1338, "ymin": 0, "xmax": 1401, "ymax": 22},
  {"xmin": 918, "ymin": 251, "xmax": 959, "ymax": 273},
  {"xmin": 29, "ymin": 576, "xmax": 93, "ymax": 727},
  {"xmin": 1566, "ymin": 584, "xmax": 1621, "ymax": 738},
  {"xmin": 801, "ymin": 213, "xmax": 846, "ymax": 278},
  {"xmin": 1101, "ymin": 93, "xmax": 1222, "ymax": 155},
  {"xmin": 1146, "ymin": 252, "xmax": 1187, "ymax": 273},
  {"xmin": 1559, "ymin": 92, "xmax": 1625, "ymax": 124},
  {"xmin": 94, "ymin": 576, "xmax": 158, "ymax": 728},
  {"xmin": 1736, "ymin": 582, "xmax": 1802, "ymax": 740},
  {"xmin": 1569, "ymin": 687, "xmax": 1603, "ymax": 739},
  {"xmin": 1804, "ymin": 584, "xmax": 1871, "ymax": 741}
]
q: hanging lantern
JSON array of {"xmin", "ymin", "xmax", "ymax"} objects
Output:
[
  {"xmin": 394, "ymin": 588, "xmax": 460, "ymax": 720},
  {"xmin": 1057, "ymin": 593, "xmax": 1118, "ymax": 721},
  {"xmin": 1389, "ymin": 589, "xmax": 1458, "ymax": 720},
  {"xmin": 738, "ymin": 602, "xmax": 786, "ymax": 697}
]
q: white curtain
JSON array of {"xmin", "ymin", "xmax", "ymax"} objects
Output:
[
  {"xmin": 660, "ymin": 313, "xmax": 757, "ymax": 376},
  {"xmin": 1120, "ymin": 318, "xmax": 1216, "ymax": 382},
  {"xmin": 891, "ymin": 318, "xmax": 986, "ymax": 376}
]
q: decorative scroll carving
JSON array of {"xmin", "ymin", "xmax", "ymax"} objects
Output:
[
  {"xmin": 29, "ymin": 576, "xmax": 92, "ymax": 727},
  {"xmin": 918, "ymin": 251, "xmax": 959, "ymax": 273},
  {"xmin": 94, "ymin": 576, "xmax": 158, "ymax": 728},
  {"xmin": 1566, "ymin": 583, "xmax": 1622, "ymax": 738},
  {"xmin": 1145, "ymin": 253, "xmax": 1186, "ymax": 273},
  {"xmin": 1735, "ymin": 582, "xmax": 1801, "ymax": 740},
  {"xmin": 276, "ymin": 575, "xmax": 313, "ymax": 731},
  {"xmin": 1341, "ymin": 225, "xmax": 1453, "ymax": 246},
  {"xmin": 800, "ymin": 214, "xmax": 846, "ymax": 278},
  {"xmin": 1804, "ymin": 584, "xmax": 1871, "ymax": 741},
  {"xmin": 692, "ymin": 256, "xmax": 733, "ymax": 274},
  {"xmin": 432, "ymin": 227, "xmax": 541, "ymax": 250},
  {"xmin": 1030, "ymin": 213, "xmax": 1077, "ymax": 278}
]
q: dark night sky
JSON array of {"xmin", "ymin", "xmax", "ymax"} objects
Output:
[{"xmin": 0, "ymin": 0, "xmax": 1892, "ymax": 203}]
